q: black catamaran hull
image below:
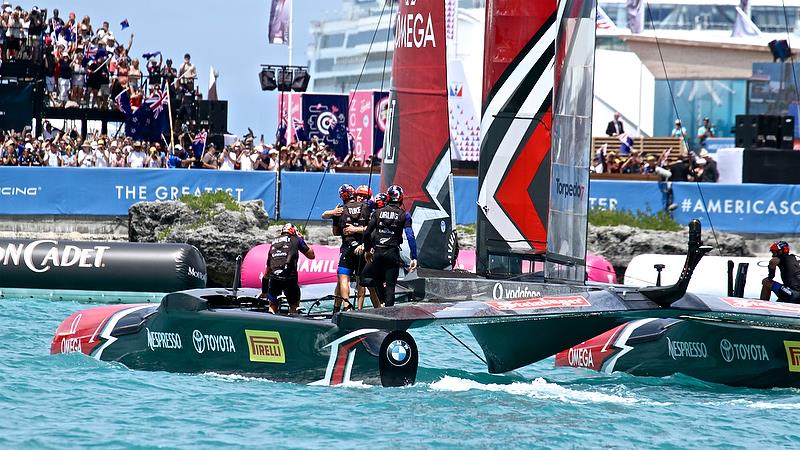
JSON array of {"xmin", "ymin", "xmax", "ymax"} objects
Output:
[
  {"xmin": 555, "ymin": 318, "xmax": 800, "ymax": 388},
  {"xmin": 51, "ymin": 288, "xmax": 418, "ymax": 387}
]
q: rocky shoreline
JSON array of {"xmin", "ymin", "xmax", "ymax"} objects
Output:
[{"xmin": 0, "ymin": 198, "xmax": 769, "ymax": 287}]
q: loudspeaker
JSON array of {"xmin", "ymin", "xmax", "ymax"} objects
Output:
[
  {"xmin": 197, "ymin": 100, "xmax": 228, "ymax": 134},
  {"xmin": 277, "ymin": 68, "xmax": 293, "ymax": 92},
  {"xmin": 742, "ymin": 148, "xmax": 800, "ymax": 184},
  {"xmin": 259, "ymin": 68, "xmax": 276, "ymax": 91},
  {"xmin": 291, "ymin": 68, "xmax": 311, "ymax": 92},
  {"xmin": 769, "ymin": 39, "xmax": 791, "ymax": 62},
  {"xmin": 758, "ymin": 115, "xmax": 780, "ymax": 148},
  {"xmin": 735, "ymin": 114, "xmax": 758, "ymax": 149},
  {"xmin": 780, "ymin": 115, "xmax": 795, "ymax": 149}
]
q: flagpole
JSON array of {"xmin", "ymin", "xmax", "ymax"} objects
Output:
[
  {"xmin": 167, "ymin": 83, "xmax": 175, "ymax": 152},
  {"xmin": 286, "ymin": 0, "xmax": 293, "ymax": 145}
]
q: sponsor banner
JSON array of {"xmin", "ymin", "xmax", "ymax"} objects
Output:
[
  {"xmin": 373, "ymin": 91, "xmax": 390, "ymax": 160},
  {"xmin": 302, "ymin": 93, "xmax": 350, "ymax": 160},
  {"xmin": 268, "ymin": 0, "xmax": 291, "ymax": 45},
  {"xmin": 0, "ymin": 167, "xmax": 277, "ymax": 216},
  {"xmin": 447, "ymin": 60, "xmax": 481, "ymax": 162},
  {"xmin": 485, "ymin": 295, "xmax": 590, "ymax": 311},
  {"xmin": 667, "ymin": 337, "xmax": 708, "ymax": 360},
  {"xmin": 348, "ymin": 90, "xmax": 375, "ymax": 164},
  {"xmin": 784, "ymin": 340, "xmax": 800, "ymax": 372},
  {"xmin": 672, "ymin": 182, "xmax": 800, "ymax": 234},
  {"xmin": 721, "ymin": 298, "xmax": 800, "ymax": 315},
  {"xmin": 246, "ymin": 330, "xmax": 285, "ymax": 363},
  {"xmin": 278, "ymin": 172, "xmax": 381, "ymax": 222},
  {"xmin": 240, "ymin": 243, "xmax": 341, "ymax": 288}
]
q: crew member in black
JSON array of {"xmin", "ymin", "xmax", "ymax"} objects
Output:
[
  {"xmin": 260, "ymin": 223, "xmax": 315, "ymax": 314},
  {"xmin": 332, "ymin": 184, "xmax": 374, "ymax": 313},
  {"xmin": 762, "ymin": 240, "xmax": 800, "ymax": 303},
  {"xmin": 322, "ymin": 184, "xmax": 355, "ymax": 311},
  {"xmin": 359, "ymin": 185, "xmax": 418, "ymax": 307}
]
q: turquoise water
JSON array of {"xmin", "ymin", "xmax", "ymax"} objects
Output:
[{"xmin": 1, "ymin": 298, "xmax": 799, "ymax": 449}]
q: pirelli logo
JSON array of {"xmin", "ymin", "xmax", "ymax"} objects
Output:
[
  {"xmin": 245, "ymin": 330, "xmax": 285, "ymax": 364},
  {"xmin": 784, "ymin": 341, "xmax": 800, "ymax": 373}
]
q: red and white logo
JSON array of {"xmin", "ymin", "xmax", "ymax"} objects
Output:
[
  {"xmin": 722, "ymin": 298, "xmax": 800, "ymax": 315},
  {"xmin": 486, "ymin": 296, "xmax": 590, "ymax": 311}
]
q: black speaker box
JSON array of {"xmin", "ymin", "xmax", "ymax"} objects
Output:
[
  {"xmin": 735, "ymin": 114, "xmax": 759, "ymax": 149},
  {"xmin": 780, "ymin": 115, "xmax": 795, "ymax": 149},
  {"xmin": 742, "ymin": 148, "xmax": 800, "ymax": 184},
  {"xmin": 197, "ymin": 100, "xmax": 228, "ymax": 134}
]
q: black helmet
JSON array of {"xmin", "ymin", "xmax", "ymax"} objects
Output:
[{"xmin": 387, "ymin": 185, "xmax": 403, "ymax": 204}]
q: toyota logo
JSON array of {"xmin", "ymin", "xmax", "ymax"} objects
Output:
[
  {"xmin": 720, "ymin": 339, "xmax": 734, "ymax": 363},
  {"xmin": 387, "ymin": 340, "xmax": 411, "ymax": 367},
  {"xmin": 193, "ymin": 330, "xmax": 205, "ymax": 354}
]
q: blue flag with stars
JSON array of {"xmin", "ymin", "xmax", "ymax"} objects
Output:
[{"xmin": 116, "ymin": 89, "xmax": 170, "ymax": 142}]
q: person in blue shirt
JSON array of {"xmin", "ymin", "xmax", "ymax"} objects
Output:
[{"xmin": 359, "ymin": 185, "xmax": 417, "ymax": 307}]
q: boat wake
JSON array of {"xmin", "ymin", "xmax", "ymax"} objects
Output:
[{"xmin": 428, "ymin": 375, "xmax": 669, "ymax": 405}]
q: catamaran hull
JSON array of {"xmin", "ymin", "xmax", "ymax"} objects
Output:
[
  {"xmin": 555, "ymin": 318, "xmax": 800, "ymax": 388},
  {"xmin": 51, "ymin": 289, "xmax": 419, "ymax": 387}
]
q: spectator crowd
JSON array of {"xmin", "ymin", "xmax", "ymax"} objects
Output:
[
  {"xmin": 1, "ymin": 2, "xmax": 200, "ymax": 117},
  {"xmin": 591, "ymin": 145, "xmax": 719, "ymax": 183},
  {"xmin": 1, "ymin": 125, "xmax": 380, "ymax": 172}
]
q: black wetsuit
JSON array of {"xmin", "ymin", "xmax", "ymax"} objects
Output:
[
  {"xmin": 771, "ymin": 254, "xmax": 800, "ymax": 303},
  {"xmin": 337, "ymin": 199, "xmax": 372, "ymax": 277},
  {"xmin": 360, "ymin": 204, "xmax": 415, "ymax": 307},
  {"xmin": 264, "ymin": 233, "xmax": 309, "ymax": 307}
]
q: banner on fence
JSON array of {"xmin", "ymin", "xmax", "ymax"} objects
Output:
[{"xmin": 0, "ymin": 167, "xmax": 277, "ymax": 216}]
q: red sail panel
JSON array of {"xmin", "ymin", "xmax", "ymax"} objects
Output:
[
  {"xmin": 381, "ymin": 1, "xmax": 456, "ymax": 270},
  {"xmin": 476, "ymin": 0, "xmax": 557, "ymax": 275}
]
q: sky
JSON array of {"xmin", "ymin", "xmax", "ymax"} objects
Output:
[{"xmin": 27, "ymin": 0, "xmax": 344, "ymax": 137}]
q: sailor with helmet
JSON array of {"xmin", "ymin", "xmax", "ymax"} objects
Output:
[
  {"xmin": 359, "ymin": 185, "xmax": 418, "ymax": 307},
  {"xmin": 260, "ymin": 223, "xmax": 315, "ymax": 314},
  {"xmin": 762, "ymin": 240, "xmax": 800, "ymax": 303}
]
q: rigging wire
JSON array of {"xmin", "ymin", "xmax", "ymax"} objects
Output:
[
  {"xmin": 780, "ymin": 0, "xmax": 800, "ymax": 105},
  {"xmin": 644, "ymin": 4, "xmax": 722, "ymax": 257},
  {"xmin": 441, "ymin": 326, "xmax": 487, "ymax": 365},
  {"xmin": 301, "ymin": 0, "xmax": 392, "ymax": 231}
]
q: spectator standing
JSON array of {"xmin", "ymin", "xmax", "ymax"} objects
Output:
[
  {"xmin": 201, "ymin": 143, "xmax": 218, "ymax": 169},
  {"xmin": 606, "ymin": 112, "xmax": 624, "ymax": 137},
  {"xmin": 44, "ymin": 142, "xmax": 61, "ymax": 166},
  {"xmin": 699, "ymin": 148, "xmax": 719, "ymax": 182},
  {"xmin": 219, "ymin": 144, "xmax": 238, "ymax": 171},
  {"xmin": 669, "ymin": 152, "xmax": 692, "ymax": 182},
  {"xmin": 239, "ymin": 146, "xmax": 255, "ymax": 171},
  {"xmin": 178, "ymin": 53, "xmax": 196, "ymax": 91},
  {"xmin": 671, "ymin": 119, "xmax": 686, "ymax": 138},
  {"xmin": 127, "ymin": 142, "xmax": 147, "ymax": 168},
  {"xmin": 57, "ymin": 53, "xmax": 72, "ymax": 104},
  {"xmin": 77, "ymin": 142, "xmax": 91, "ymax": 166},
  {"xmin": 146, "ymin": 146, "xmax": 163, "ymax": 168},
  {"xmin": 62, "ymin": 145, "xmax": 76, "ymax": 167},
  {"xmin": 94, "ymin": 140, "xmax": 110, "ymax": 167},
  {"xmin": 697, "ymin": 117, "xmax": 715, "ymax": 148}
]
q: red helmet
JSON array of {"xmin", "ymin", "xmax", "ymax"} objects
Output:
[
  {"xmin": 338, "ymin": 184, "xmax": 355, "ymax": 202},
  {"xmin": 281, "ymin": 223, "xmax": 297, "ymax": 236},
  {"xmin": 373, "ymin": 193, "xmax": 387, "ymax": 209},
  {"xmin": 355, "ymin": 184, "xmax": 372, "ymax": 198},
  {"xmin": 771, "ymin": 240, "xmax": 790, "ymax": 255},
  {"xmin": 387, "ymin": 184, "xmax": 403, "ymax": 204}
]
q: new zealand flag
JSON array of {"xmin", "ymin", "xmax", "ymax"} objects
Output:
[{"xmin": 116, "ymin": 90, "xmax": 170, "ymax": 142}]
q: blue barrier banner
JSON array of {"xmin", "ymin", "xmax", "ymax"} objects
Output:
[
  {"xmin": 279, "ymin": 172, "xmax": 381, "ymax": 221},
  {"xmin": 453, "ymin": 176, "xmax": 477, "ymax": 225},
  {"xmin": 0, "ymin": 167, "xmax": 277, "ymax": 216},
  {"xmin": 279, "ymin": 172, "xmax": 478, "ymax": 225},
  {"xmin": 588, "ymin": 180, "xmax": 664, "ymax": 213},
  {"xmin": 672, "ymin": 182, "xmax": 800, "ymax": 234}
]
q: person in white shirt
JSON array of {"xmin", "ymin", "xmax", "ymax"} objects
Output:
[
  {"xmin": 62, "ymin": 145, "xmax": 76, "ymax": 167},
  {"xmin": 219, "ymin": 144, "xmax": 239, "ymax": 171},
  {"xmin": 80, "ymin": 142, "xmax": 96, "ymax": 167},
  {"xmin": 239, "ymin": 147, "xmax": 255, "ymax": 171},
  {"xmin": 127, "ymin": 142, "xmax": 147, "ymax": 168},
  {"xmin": 146, "ymin": 147, "xmax": 163, "ymax": 168},
  {"xmin": 77, "ymin": 142, "xmax": 91, "ymax": 167},
  {"xmin": 94, "ymin": 141, "xmax": 110, "ymax": 168},
  {"xmin": 45, "ymin": 142, "xmax": 61, "ymax": 166}
]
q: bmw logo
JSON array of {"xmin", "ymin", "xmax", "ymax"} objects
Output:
[{"xmin": 387, "ymin": 339, "xmax": 411, "ymax": 367}]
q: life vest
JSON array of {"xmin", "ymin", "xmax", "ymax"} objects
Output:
[
  {"xmin": 779, "ymin": 254, "xmax": 800, "ymax": 290},
  {"xmin": 268, "ymin": 233, "xmax": 301, "ymax": 279},
  {"xmin": 373, "ymin": 204, "xmax": 406, "ymax": 249},
  {"xmin": 339, "ymin": 199, "xmax": 372, "ymax": 248}
]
